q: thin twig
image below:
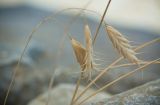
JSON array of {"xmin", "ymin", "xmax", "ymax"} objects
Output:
[
  {"xmin": 93, "ymin": 0, "xmax": 112, "ymax": 45},
  {"xmin": 45, "ymin": 69, "xmax": 57, "ymax": 105},
  {"xmin": 111, "ymin": 61, "xmax": 160, "ymax": 69},
  {"xmin": 70, "ymin": 73, "xmax": 82, "ymax": 105}
]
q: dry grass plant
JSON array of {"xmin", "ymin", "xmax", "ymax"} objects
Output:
[
  {"xmin": 3, "ymin": 0, "xmax": 160, "ymax": 105},
  {"xmin": 106, "ymin": 25, "xmax": 140, "ymax": 64},
  {"xmin": 70, "ymin": 25, "xmax": 96, "ymax": 80},
  {"xmin": 70, "ymin": 24, "xmax": 96, "ymax": 105},
  {"xmin": 69, "ymin": 1, "xmax": 160, "ymax": 104}
]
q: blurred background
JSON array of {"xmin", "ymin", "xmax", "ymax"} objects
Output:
[
  {"xmin": 0, "ymin": 0, "xmax": 160, "ymax": 105},
  {"xmin": 0, "ymin": 0, "xmax": 160, "ymax": 33}
]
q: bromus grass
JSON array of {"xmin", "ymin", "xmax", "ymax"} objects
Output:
[
  {"xmin": 70, "ymin": 24, "xmax": 96, "ymax": 80},
  {"xmin": 106, "ymin": 25, "xmax": 140, "ymax": 64},
  {"xmin": 3, "ymin": 0, "xmax": 160, "ymax": 105},
  {"xmin": 69, "ymin": 24, "xmax": 96, "ymax": 105}
]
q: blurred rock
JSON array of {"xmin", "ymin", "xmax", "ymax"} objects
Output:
[
  {"xmin": 54, "ymin": 64, "xmax": 160, "ymax": 94},
  {"xmin": 93, "ymin": 79, "xmax": 160, "ymax": 105},
  {"xmin": 0, "ymin": 43, "xmax": 53, "ymax": 105},
  {"xmin": 28, "ymin": 84, "xmax": 111, "ymax": 105},
  {"xmin": 54, "ymin": 66, "xmax": 79, "ymax": 84}
]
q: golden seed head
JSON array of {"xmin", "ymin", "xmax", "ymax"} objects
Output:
[
  {"xmin": 71, "ymin": 38, "xmax": 87, "ymax": 70},
  {"xmin": 106, "ymin": 25, "xmax": 140, "ymax": 64},
  {"xmin": 70, "ymin": 25, "xmax": 96, "ymax": 79}
]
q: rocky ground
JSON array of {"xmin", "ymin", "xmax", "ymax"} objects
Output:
[
  {"xmin": 0, "ymin": 6, "xmax": 160, "ymax": 105},
  {"xmin": 94, "ymin": 79, "xmax": 160, "ymax": 105},
  {"xmin": 28, "ymin": 84, "xmax": 111, "ymax": 105},
  {"xmin": 28, "ymin": 79, "xmax": 160, "ymax": 105}
]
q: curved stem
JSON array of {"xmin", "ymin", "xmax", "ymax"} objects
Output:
[
  {"xmin": 70, "ymin": 73, "xmax": 82, "ymax": 105},
  {"xmin": 45, "ymin": 69, "xmax": 57, "ymax": 105},
  {"xmin": 3, "ymin": 29, "xmax": 34, "ymax": 105}
]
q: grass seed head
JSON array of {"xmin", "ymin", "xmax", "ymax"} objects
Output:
[
  {"xmin": 70, "ymin": 24, "xmax": 96, "ymax": 79},
  {"xmin": 71, "ymin": 37, "xmax": 87, "ymax": 70},
  {"xmin": 84, "ymin": 25, "xmax": 94, "ymax": 70},
  {"xmin": 106, "ymin": 25, "xmax": 140, "ymax": 64},
  {"xmin": 83, "ymin": 24, "xmax": 95, "ymax": 79}
]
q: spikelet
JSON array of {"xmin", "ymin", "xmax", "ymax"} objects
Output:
[
  {"xmin": 70, "ymin": 24, "xmax": 95, "ymax": 79},
  {"xmin": 84, "ymin": 25, "xmax": 95, "ymax": 79},
  {"xmin": 106, "ymin": 25, "xmax": 139, "ymax": 64},
  {"xmin": 71, "ymin": 38, "xmax": 87, "ymax": 70}
]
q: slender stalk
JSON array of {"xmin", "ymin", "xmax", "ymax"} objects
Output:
[
  {"xmin": 111, "ymin": 61, "xmax": 160, "ymax": 69},
  {"xmin": 93, "ymin": 0, "xmax": 112, "ymax": 45},
  {"xmin": 70, "ymin": 73, "xmax": 82, "ymax": 105},
  {"xmin": 77, "ymin": 58, "xmax": 160, "ymax": 105},
  {"xmin": 45, "ymin": 69, "xmax": 57, "ymax": 105},
  {"xmin": 3, "ymin": 29, "xmax": 34, "ymax": 105},
  {"xmin": 135, "ymin": 38, "xmax": 160, "ymax": 51},
  {"xmin": 72, "ymin": 38, "xmax": 160, "ymax": 104}
]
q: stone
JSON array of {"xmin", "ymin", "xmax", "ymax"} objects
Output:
[
  {"xmin": 93, "ymin": 79, "xmax": 160, "ymax": 105},
  {"xmin": 28, "ymin": 84, "xmax": 111, "ymax": 105},
  {"xmin": 0, "ymin": 42, "xmax": 54, "ymax": 105}
]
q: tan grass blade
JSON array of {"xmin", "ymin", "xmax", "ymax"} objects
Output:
[
  {"xmin": 84, "ymin": 24, "xmax": 94, "ymax": 79},
  {"xmin": 72, "ymin": 38, "xmax": 160, "ymax": 104},
  {"xmin": 70, "ymin": 37, "xmax": 87, "ymax": 71},
  {"xmin": 77, "ymin": 58, "xmax": 160, "ymax": 105},
  {"xmin": 70, "ymin": 25, "xmax": 96, "ymax": 79},
  {"xmin": 106, "ymin": 25, "xmax": 139, "ymax": 64},
  {"xmin": 70, "ymin": 75, "xmax": 82, "ymax": 105}
]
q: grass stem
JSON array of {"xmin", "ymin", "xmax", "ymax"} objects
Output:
[
  {"xmin": 70, "ymin": 73, "xmax": 82, "ymax": 105},
  {"xmin": 93, "ymin": 0, "xmax": 112, "ymax": 45}
]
